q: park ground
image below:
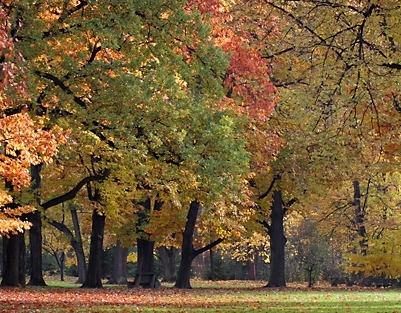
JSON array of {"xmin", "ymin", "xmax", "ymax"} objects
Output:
[{"xmin": 0, "ymin": 280, "xmax": 401, "ymax": 312}]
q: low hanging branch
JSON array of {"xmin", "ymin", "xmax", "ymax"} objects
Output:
[
  {"xmin": 41, "ymin": 171, "xmax": 109, "ymax": 210},
  {"xmin": 193, "ymin": 238, "xmax": 224, "ymax": 259}
]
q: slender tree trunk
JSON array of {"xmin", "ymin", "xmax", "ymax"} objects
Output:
[
  {"xmin": 266, "ymin": 191, "xmax": 287, "ymax": 287},
  {"xmin": 59, "ymin": 252, "xmax": 65, "ymax": 281},
  {"xmin": 350, "ymin": 180, "xmax": 367, "ymax": 284},
  {"xmin": 70, "ymin": 206, "xmax": 87, "ymax": 283},
  {"xmin": 210, "ymin": 249, "xmax": 216, "ymax": 281},
  {"xmin": 81, "ymin": 210, "xmax": 105, "ymax": 288},
  {"xmin": 109, "ymin": 239, "xmax": 128, "ymax": 284},
  {"xmin": 175, "ymin": 201, "xmax": 224, "ymax": 289},
  {"xmin": 248, "ymin": 252, "xmax": 258, "ymax": 281},
  {"xmin": 157, "ymin": 246, "xmax": 178, "ymax": 282},
  {"xmin": 1, "ymin": 233, "xmax": 26, "ymax": 287},
  {"xmin": 306, "ymin": 264, "xmax": 314, "ymax": 288},
  {"xmin": 353, "ymin": 180, "xmax": 367, "ymax": 252}
]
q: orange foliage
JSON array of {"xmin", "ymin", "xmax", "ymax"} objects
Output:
[{"xmin": 0, "ymin": 4, "xmax": 66, "ymax": 236}]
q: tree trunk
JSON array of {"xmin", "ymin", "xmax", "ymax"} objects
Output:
[
  {"xmin": 351, "ymin": 180, "xmax": 366, "ymax": 283},
  {"xmin": 353, "ymin": 180, "xmax": 367, "ymax": 252},
  {"xmin": 27, "ymin": 211, "xmax": 46, "ymax": 286},
  {"xmin": 59, "ymin": 252, "xmax": 65, "ymax": 281},
  {"xmin": 157, "ymin": 246, "xmax": 178, "ymax": 282},
  {"xmin": 210, "ymin": 249, "xmax": 216, "ymax": 281},
  {"xmin": 109, "ymin": 239, "xmax": 128, "ymax": 284},
  {"xmin": 306, "ymin": 264, "xmax": 314, "ymax": 288},
  {"xmin": 81, "ymin": 210, "xmax": 105, "ymax": 288},
  {"xmin": 70, "ymin": 206, "xmax": 87, "ymax": 283},
  {"xmin": 1, "ymin": 233, "xmax": 26, "ymax": 287},
  {"xmin": 174, "ymin": 201, "xmax": 224, "ymax": 289},
  {"xmin": 248, "ymin": 252, "xmax": 258, "ymax": 281},
  {"xmin": 47, "ymin": 211, "xmax": 87, "ymax": 284},
  {"xmin": 174, "ymin": 201, "xmax": 199, "ymax": 289},
  {"xmin": 27, "ymin": 164, "xmax": 46, "ymax": 286},
  {"xmin": 134, "ymin": 238, "xmax": 156, "ymax": 286},
  {"xmin": 266, "ymin": 190, "xmax": 287, "ymax": 287}
]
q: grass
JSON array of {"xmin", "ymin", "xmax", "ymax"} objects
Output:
[{"xmin": 0, "ymin": 280, "xmax": 401, "ymax": 312}]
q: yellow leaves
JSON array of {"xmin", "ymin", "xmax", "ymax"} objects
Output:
[
  {"xmin": 0, "ymin": 204, "xmax": 35, "ymax": 237},
  {"xmin": 0, "ymin": 218, "xmax": 31, "ymax": 237},
  {"xmin": 0, "ymin": 112, "xmax": 66, "ymax": 190}
]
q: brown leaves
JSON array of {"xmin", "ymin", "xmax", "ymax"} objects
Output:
[{"xmin": 0, "ymin": 282, "xmax": 396, "ymax": 312}]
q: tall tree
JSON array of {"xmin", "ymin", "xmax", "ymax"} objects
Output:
[
  {"xmin": 0, "ymin": 2, "xmax": 65, "ymax": 287},
  {"xmin": 262, "ymin": 0, "xmax": 401, "ymax": 283},
  {"xmin": 9, "ymin": 0, "xmax": 231, "ymax": 288}
]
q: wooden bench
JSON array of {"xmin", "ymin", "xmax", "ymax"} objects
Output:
[{"xmin": 127, "ymin": 272, "xmax": 158, "ymax": 288}]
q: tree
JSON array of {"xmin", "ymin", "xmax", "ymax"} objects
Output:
[
  {"xmin": 262, "ymin": 0, "xmax": 401, "ymax": 284},
  {"xmin": 0, "ymin": 2, "xmax": 65, "ymax": 287},
  {"xmin": 9, "ymin": 0, "xmax": 232, "ymax": 288},
  {"xmin": 165, "ymin": 0, "xmax": 279, "ymax": 289}
]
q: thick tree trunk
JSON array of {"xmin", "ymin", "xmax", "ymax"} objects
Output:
[
  {"xmin": 1, "ymin": 233, "xmax": 26, "ymax": 287},
  {"xmin": 175, "ymin": 201, "xmax": 224, "ymax": 289},
  {"xmin": 266, "ymin": 190, "xmax": 287, "ymax": 287},
  {"xmin": 132, "ymin": 198, "xmax": 164, "ymax": 287},
  {"xmin": 134, "ymin": 238, "xmax": 156, "ymax": 286},
  {"xmin": 157, "ymin": 246, "xmax": 178, "ymax": 282},
  {"xmin": 27, "ymin": 164, "xmax": 46, "ymax": 286},
  {"xmin": 81, "ymin": 210, "xmax": 105, "ymax": 288},
  {"xmin": 109, "ymin": 239, "xmax": 128, "ymax": 284},
  {"xmin": 27, "ymin": 211, "xmax": 46, "ymax": 286}
]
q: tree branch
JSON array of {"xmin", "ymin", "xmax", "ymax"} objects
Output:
[
  {"xmin": 44, "ymin": 217, "xmax": 74, "ymax": 238},
  {"xmin": 194, "ymin": 238, "xmax": 224, "ymax": 258},
  {"xmin": 34, "ymin": 71, "xmax": 87, "ymax": 108},
  {"xmin": 41, "ymin": 173, "xmax": 109, "ymax": 210},
  {"xmin": 259, "ymin": 174, "xmax": 281, "ymax": 200}
]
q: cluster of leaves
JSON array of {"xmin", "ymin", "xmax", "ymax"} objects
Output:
[{"xmin": 0, "ymin": 2, "xmax": 66, "ymax": 236}]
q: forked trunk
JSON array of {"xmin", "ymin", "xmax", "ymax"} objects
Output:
[
  {"xmin": 174, "ymin": 201, "xmax": 199, "ymax": 289},
  {"xmin": 70, "ymin": 206, "xmax": 87, "ymax": 283},
  {"xmin": 157, "ymin": 246, "xmax": 178, "ymax": 282},
  {"xmin": 174, "ymin": 202, "xmax": 224, "ymax": 289}
]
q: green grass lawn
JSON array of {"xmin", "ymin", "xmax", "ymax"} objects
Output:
[{"xmin": 0, "ymin": 280, "xmax": 400, "ymax": 312}]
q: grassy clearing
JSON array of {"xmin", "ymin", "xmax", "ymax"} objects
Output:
[{"xmin": 0, "ymin": 280, "xmax": 400, "ymax": 312}]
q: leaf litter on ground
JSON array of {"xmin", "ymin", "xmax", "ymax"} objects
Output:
[{"xmin": 1, "ymin": 280, "xmax": 401, "ymax": 312}]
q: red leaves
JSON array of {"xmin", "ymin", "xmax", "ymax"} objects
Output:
[{"xmin": 189, "ymin": 0, "xmax": 277, "ymax": 121}]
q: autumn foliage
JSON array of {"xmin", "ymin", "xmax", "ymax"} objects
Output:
[{"xmin": 0, "ymin": 4, "xmax": 65, "ymax": 236}]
